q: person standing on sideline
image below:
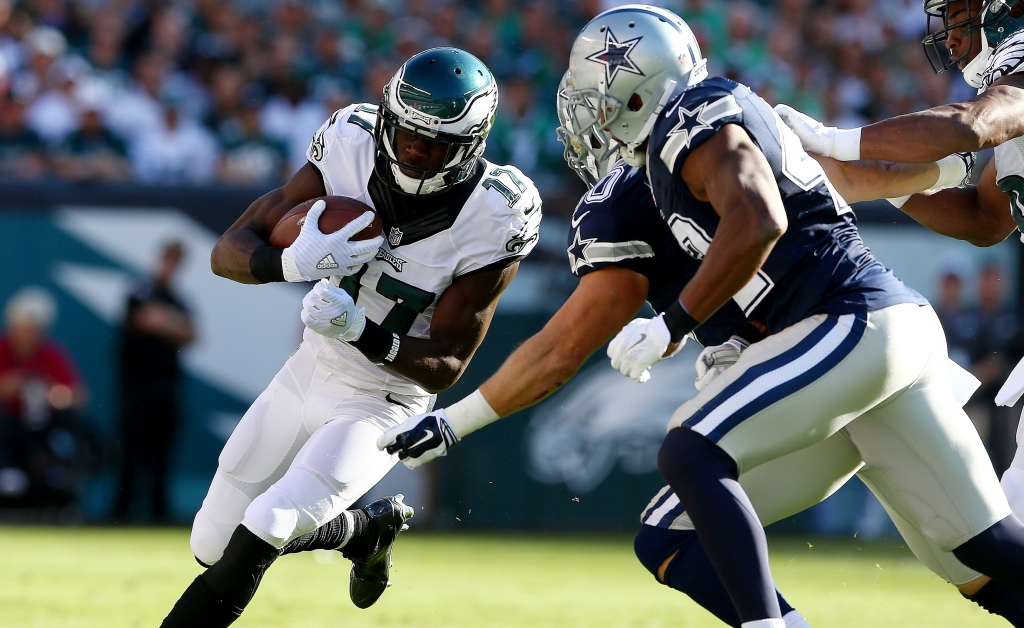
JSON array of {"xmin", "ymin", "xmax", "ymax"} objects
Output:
[{"xmin": 113, "ymin": 241, "xmax": 196, "ymax": 522}]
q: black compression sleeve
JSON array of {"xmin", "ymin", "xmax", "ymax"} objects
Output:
[
  {"xmin": 249, "ymin": 246, "xmax": 285, "ymax": 283},
  {"xmin": 350, "ymin": 321, "xmax": 400, "ymax": 364}
]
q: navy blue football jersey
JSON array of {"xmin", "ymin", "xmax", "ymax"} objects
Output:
[
  {"xmin": 567, "ymin": 161, "xmax": 746, "ymax": 347},
  {"xmin": 646, "ymin": 77, "xmax": 925, "ymax": 333}
]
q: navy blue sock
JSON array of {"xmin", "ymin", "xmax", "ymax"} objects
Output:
[
  {"xmin": 635, "ymin": 524, "xmax": 795, "ymax": 628},
  {"xmin": 965, "ymin": 579, "xmax": 1024, "ymax": 627},
  {"xmin": 954, "ymin": 516, "xmax": 1024, "ymax": 601},
  {"xmin": 658, "ymin": 427, "xmax": 780, "ymax": 622}
]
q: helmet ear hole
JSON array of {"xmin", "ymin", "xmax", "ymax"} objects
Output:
[{"xmin": 627, "ymin": 93, "xmax": 644, "ymax": 112}]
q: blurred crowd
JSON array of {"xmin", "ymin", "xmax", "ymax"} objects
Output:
[
  {"xmin": 936, "ymin": 261, "xmax": 1024, "ymax": 476},
  {"xmin": 0, "ymin": 0, "xmax": 962, "ymax": 210}
]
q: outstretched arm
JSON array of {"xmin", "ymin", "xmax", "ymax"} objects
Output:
[
  {"xmin": 377, "ymin": 266, "xmax": 650, "ymax": 465},
  {"xmin": 478, "ymin": 267, "xmax": 649, "ymax": 416},
  {"xmin": 860, "ymin": 76, "xmax": 1024, "ymax": 162},
  {"xmin": 897, "ymin": 160, "xmax": 1016, "ymax": 247},
  {"xmin": 809, "ymin": 155, "xmax": 941, "ymax": 203}
]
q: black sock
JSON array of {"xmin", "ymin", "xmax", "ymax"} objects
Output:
[
  {"xmin": 954, "ymin": 516, "xmax": 1024, "ymax": 600},
  {"xmin": 162, "ymin": 525, "xmax": 280, "ymax": 628},
  {"xmin": 966, "ymin": 580, "xmax": 1024, "ymax": 627},
  {"xmin": 635, "ymin": 524, "xmax": 794, "ymax": 628},
  {"xmin": 658, "ymin": 428, "xmax": 780, "ymax": 622},
  {"xmin": 161, "ymin": 575, "xmax": 241, "ymax": 627},
  {"xmin": 280, "ymin": 508, "xmax": 376, "ymax": 559},
  {"xmin": 339, "ymin": 508, "xmax": 378, "ymax": 560}
]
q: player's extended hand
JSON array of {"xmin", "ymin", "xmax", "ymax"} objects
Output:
[
  {"xmin": 377, "ymin": 409, "xmax": 461, "ymax": 469},
  {"xmin": 607, "ymin": 316, "xmax": 679, "ymax": 383},
  {"xmin": 773, "ymin": 104, "xmax": 839, "ymax": 158},
  {"xmin": 281, "ymin": 200, "xmax": 384, "ymax": 282},
  {"xmin": 300, "ymin": 279, "xmax": 366, "ymax": 340},
  {"xmin": 694, "ymin": 336, "xmax": 749, "ymax": 392}
]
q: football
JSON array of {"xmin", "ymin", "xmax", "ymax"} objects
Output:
[{"xmin": 268, "ymin": 196, "xmax": 383, "ymax": 249}]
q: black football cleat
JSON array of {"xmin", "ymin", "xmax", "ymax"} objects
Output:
[{"xmin": 349, "ymin": 493, "xmax": 414, "ymax": 609}]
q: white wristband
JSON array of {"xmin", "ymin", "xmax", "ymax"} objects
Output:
[
  {"xmin": 830, "ymin": 128, "xmax": 861, "ymax": 161},
  {"xmin": 444, "ymin": 389, "xmax": 500, "ymax": 438},
  {"xmin": 886, "ymin": 195, "xmax": 911, "ymax": 209},
  {"xmin": 934, "ymin": 154, "xmax": 968, "ymax": 189}
]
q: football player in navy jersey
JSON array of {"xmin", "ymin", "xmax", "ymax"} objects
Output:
[
  {"xmin": 554, "ymin": 6, "xmax": 1024, "ymax": 627},
  {"xmin": 380, "ymin": 66, "xmax": 1024, "ymax": 626}
]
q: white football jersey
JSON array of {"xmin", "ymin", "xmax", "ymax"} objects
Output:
[
  {"xmin": 979, "ymin": 31, "xmax": 1024, "ymax": 209},
  {"xmin": 302, "ymin": 103, "xmax": 542, "ymax": 398}
]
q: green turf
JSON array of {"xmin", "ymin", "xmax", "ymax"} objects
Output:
[{"xmin": 0, "ymin": 527, "xmax": 1006, "ymax": 627}]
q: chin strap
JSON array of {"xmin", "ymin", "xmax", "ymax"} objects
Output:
[{"xmin": 963, "ymin": 37, "xmax": 992, "ymax": 89}]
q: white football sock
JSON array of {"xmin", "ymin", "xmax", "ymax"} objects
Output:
[
  {"xmin": 742, "ymin": 620, "xmax": 786, "ymax": 628},
  {"xmin": 784, "ymin": 610, "xmax": 813, "ymax": 627}
]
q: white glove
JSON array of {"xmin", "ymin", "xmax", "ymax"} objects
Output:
[
  {"xmin": 280, "ymin": 200, "xmax": 384, "ymax": 282},
  {"xmin": 300, "ymin": 279, "xmax": 366, "ymax": 340},
  {"xmin": 774, "ymin": 104, "xmax": 861, "ymax": 161},
  {"xmin": 695, "ymin": 336, "xmax": 749, "ymax": 392},
  {"xmin": 377, "ymin": 409, "xmax": 460, "ymax": 469},
  {"xmin": 607, "ymin": 315, "xmax": 679, "ymax": 383}
]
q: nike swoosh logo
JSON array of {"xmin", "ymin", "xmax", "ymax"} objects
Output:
[
  {"xmin": 571, "ymin": 211, "xmax": 590, "ymax": 228},
  {"xmin": 411, "ymin": 429, "xmax": 434, "ymax": 450},
  {"xmin": 626, "ymin": 333, "xmax": 647, "ymax": 352},
  {"xmin": 386, "ymin": 393, "xmax": 411, "ymax": 409}
]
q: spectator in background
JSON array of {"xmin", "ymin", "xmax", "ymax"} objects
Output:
[
  {"xmin": 130, "ymin": 99, "xmax": 219, "ymax": 184},
  {"xmin": 0, "ymin": 94, "xmax": 46, "ymax": 178},
  {"xmin": 113, "ymin": 242, "xmax": 195, "ymax": 523},
  {"xmin": 970, "ymin": 264, "xmax": 1024, "ymax": 474},
  {"xmin": 52, "ymin": 102, "xmax": 129, "ymax": 181},
  {"xmin": 218, "ymin": 89, "xmax": 288, "ymax": 185},
  {"xmin": 0, "ymin": 287, "xmax": 86, "ymax": 504}
]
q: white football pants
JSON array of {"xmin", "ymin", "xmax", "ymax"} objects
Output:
[
  {"xmin": 668, "ymin": 303, "xmax": 1009, "ymax": 555},
  {"xmin": 190, "ymin": 340, "xmax": 430, "ymax": 565}
]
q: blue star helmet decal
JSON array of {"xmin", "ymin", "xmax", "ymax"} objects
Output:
[{"xmin": 585, "ymin": 29, "xmax": 644, "ymax": 87}]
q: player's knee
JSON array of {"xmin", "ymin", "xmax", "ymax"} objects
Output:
[
  {"xmin": 658, "ymin": 428, "xmax": 736, "ymax": 488},
  {"xmin": 634, "ymin": 524, "xmax": 698, "ymax": 581},
  {"xmin": 242, "ymin": 486, "xmax": 309, "ymax": 550},
  {"xmin": 191, "ymin": 509, "xmax": 232, "ymax": 567}
]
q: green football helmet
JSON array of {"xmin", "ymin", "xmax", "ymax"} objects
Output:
[
  {"xmin": 374, "ymin": 47, "xmax": 498, "ymax": 196},
  {"xmin": 923, "ymin": 0, "xmax": 1024, "ymax": 87}
]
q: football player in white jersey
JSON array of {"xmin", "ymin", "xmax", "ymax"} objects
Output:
[
  {"xmin": 160, "ymin": 48, "xmax": 541, "ymax": 627},
  {"xmin": 775, "ymin": 0, "xmax": 1024, "ymax": 609}
]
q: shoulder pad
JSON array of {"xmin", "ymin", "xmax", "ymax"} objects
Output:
[
  {"xmin": 982, "ymin": 31, "xmax": 1024, "ymax": 91},
  {"xmin": 307, "ymin": 104, "xmax": 377, "ymax": 165},
  {"xmin": 653, "ymin": 79, "xmax": 744, "ymax": 174},
  {"xmin": 452, "ymin": 163, "xmax": 543, "ymax": 276}
]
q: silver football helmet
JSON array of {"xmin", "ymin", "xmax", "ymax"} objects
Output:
[
  {"xmin": 566, "ymin": 4, "xmax": 707, "ymax": 167},
  {"xmin": 555, "ymin": 70, "xmax": 620, "ymax": 187}
]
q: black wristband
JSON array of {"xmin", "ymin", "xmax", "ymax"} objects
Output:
[
  {"xmin": 663, "ymin": 299, "xmax": 700, "ymax": 344},
  {"xmin": 249, "ymin": 245, "xmax": 285, "ymax": 283},
  {"xmin": 350, "ymin": 320, "xmax": 400, "ymax": 364}
]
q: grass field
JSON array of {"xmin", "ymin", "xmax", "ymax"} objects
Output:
[{"xmin": 0, "ymin": 527, "xmax": 1006, "ymax": 627}]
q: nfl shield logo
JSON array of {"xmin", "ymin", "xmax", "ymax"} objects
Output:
[{"xmin": 388, "ymin": 226, "xmax": 403, "ymax": 247}]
